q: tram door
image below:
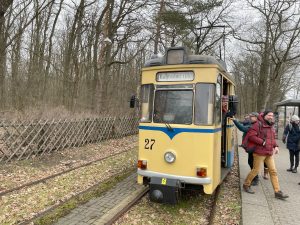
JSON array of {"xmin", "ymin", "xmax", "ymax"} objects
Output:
[{"xmin": 221, "ymin": 78, "xmax": 229, "ymax": 168}]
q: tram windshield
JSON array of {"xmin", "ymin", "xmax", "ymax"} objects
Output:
[
  {"xmin": 153, "ymin": 90, "xmax": 193, "ymax": 124},
  {"xmin": 140, "ymin": 83, "xmax": 216, "ymax": 125}
]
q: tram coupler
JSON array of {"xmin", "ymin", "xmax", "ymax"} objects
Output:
[{"xmin": 149, "ymin": 177, "xmax": 181, "ymax": 204}]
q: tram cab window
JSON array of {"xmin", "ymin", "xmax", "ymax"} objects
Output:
[
  {"xmin": 153, "ymin": 90, "xmax": 193, "ymax": 124},
  {"xmin": 195, "ymin": 83, "xmax": 215, "ymax": 125},
  {"xmin": 140, "ymin": 84, "xmax": 154, "ymax": 122}
]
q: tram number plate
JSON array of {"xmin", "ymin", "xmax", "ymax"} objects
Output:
[
  {"xmin": 161, "ymin": 178, "xmax": 167, "ymax": 185},
  {"xmin": 144, "ymin": 139, "xmax": 155, "ymax": 150}
]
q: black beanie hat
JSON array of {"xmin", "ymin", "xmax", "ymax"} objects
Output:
[{"xmin": 263, "ymin": 109, "xmax": 273, "ymax": 117}]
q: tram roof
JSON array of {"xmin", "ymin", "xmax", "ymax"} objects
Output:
[
  {"xmin": 274, "ymin": 99, "xmax": 300, "ymax": 107},
  {"xmin": 143, "ymin": 47, "xmax": 234, "ymax": 83},
  {"xmin": 144, "ymin": 54, "xmax": 228, "ymax": 72}
]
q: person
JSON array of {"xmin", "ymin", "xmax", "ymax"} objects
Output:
[
  {"xmin": 222, "ymin": 95, "xmax": 234, "ymax": 119},
  {"xmin": 242, "ymin": 110, "xmax": 288, "ymax": 200},
  {"xmin": 231, "ymin": 112, "xmax": 260, "ymax": 185},
  {"xmin": 282, "ymin": 115, "xmax": 300, "ymax": 173},
  {"xmin": 222, "ymin": 95, "xmax": 229, "ymax": 114},
  {"xmin": 242, "ymin": 114, "xmax": 250, "ymax": 125}
]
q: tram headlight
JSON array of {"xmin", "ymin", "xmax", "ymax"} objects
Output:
[{"xmin": 164, "ymin": 152, "xmax": 176, "ymax": 163}]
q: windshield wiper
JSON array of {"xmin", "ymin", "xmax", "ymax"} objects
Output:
[
  {"xmin": 154, "ymin": 111, "xmax": 174, "ymax": 131},
  {"xmin": 165, "ymin": 122, "xmax": 174, "ymax": 132}
]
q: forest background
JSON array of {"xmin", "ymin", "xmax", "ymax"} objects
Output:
[{"xmin": 0, "ymin": 0, "xmax": 300, "ymax": 119}]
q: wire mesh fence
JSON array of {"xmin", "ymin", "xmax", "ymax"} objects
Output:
[{"xmin": 0, "ymin": 116, "xmax": 139, "ymax": 163}]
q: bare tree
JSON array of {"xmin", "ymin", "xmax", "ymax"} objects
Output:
[
  {"xmin": 0, "ymin": 0, "xmax": 13, "ymax": 108},
  {"xmin": 233, "ymin": 0, "xmax": 300, "ymax": 110}
]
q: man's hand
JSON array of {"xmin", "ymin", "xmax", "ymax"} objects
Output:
[
  {"xmin": 282, "ymin": 137, "xmax": 286, "ymax": 144},
  {"xmin": 274, "ymin": 147, "xmax": 279, "ymax": 154}
]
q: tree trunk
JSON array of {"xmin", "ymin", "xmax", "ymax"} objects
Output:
[
  {"xmin": 0, "ymin": 0, "xmax": 13, "ymax": 109},
  {"xmin": 154, "ymin": 0, "xmax": 164, "ymax": 54},
  {"xmin": 0, "ymin": 14, "xmax": 6, "ymax": 109}
]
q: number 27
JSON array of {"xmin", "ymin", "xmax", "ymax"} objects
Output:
[{"xmin": 145, "ymin": 139, "xmax": 155, "ymax": 150}]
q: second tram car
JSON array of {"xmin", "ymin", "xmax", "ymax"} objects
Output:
[{"xmin": 131, "ymin": 47, "xmax": 238, "ymax": 204}]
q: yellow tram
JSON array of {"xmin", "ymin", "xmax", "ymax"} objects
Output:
[{"xmin": 131, "ymin": 47, "xmax": 238, "ymax": 204}]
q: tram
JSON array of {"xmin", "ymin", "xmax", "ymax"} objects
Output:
[{"xmin": 130, "ymin": 47, "xmax": 238, "ymax": 204}]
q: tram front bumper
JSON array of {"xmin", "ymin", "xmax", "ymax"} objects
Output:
[
  {"xmin": 137, "ymin": 169, "xmax": 212, "ymax": 185},
  {"xmin": 149, "ymin": 177, "xmax": 180, "ymax": 204}
]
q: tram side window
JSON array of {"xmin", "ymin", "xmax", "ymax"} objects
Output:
[
  {"xmin": 140, "ymin": 84, "xmax": 154, "ymax": 122},
  {"xmin": 195, "ymin": 83, "xmax": 215, "ymax": 125}
]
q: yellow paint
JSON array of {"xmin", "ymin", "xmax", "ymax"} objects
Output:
[
  {"xmin": 137, "ymin": 63, "xmax": 236, "ymax": 195},
  {"xmin": 138, "ymin": 125, "xmax": 224, "ymax": 194}
]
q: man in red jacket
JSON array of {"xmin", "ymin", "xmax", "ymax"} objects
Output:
[{"xmin": 242, "ymin": 110, "xmax": 289, "ymax": 200}]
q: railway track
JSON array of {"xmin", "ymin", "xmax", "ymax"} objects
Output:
[
  {"xmin": 104, "ymin": 184, "xmax": 221, "ymax": 225},
  {"xmin": 0, "ymin": 146, "xmax": 138, "ymax": 225},
  {"xmin": 104, "ymin": 186, "xmax": 149, "ymax": 225},
  {"xmin": 208, "ymin": 185, "xmax": 221, "ymax": 225},
  {"xmin": 13, "ymin": 172, "xmax": 222, "ymax": 225},
  {"xmin": 0, "ymin": 147, "xmax": 134, "ymax": 197},
  {"xmin": 1, "ymin": 146, "xmax": 239, "ymax": 225}
]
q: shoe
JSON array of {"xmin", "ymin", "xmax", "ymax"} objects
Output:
[
  {"xmin": 251, "ymin": 178, "xmax": 259, "ymax": 186},
  {"xmin": 287, "ymin": 168, "xmax": 293, "ymax": 172},
  {"xmin": 275, "ymin": 191, "xmax": 289, "ymax": 200},
  {"xmin": 292, "ymin": 168, "xmax": 297, "ymax": 173},
  {"xmin": 243, "ymin": 184, "xmax": 255, "ymax": 194}
]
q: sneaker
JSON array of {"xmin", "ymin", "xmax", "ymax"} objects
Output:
[
  {"xmin": 287, "ymin": 168, "xmax": 293, "ymax": 172},
  {"xmin": 275, "ymin": 191, "xmax": 289, "ymax": 200},
  {"xmin": 243, "ymin": 184, "xmax": 255, "ymax": 194},
  {"xmin": 292, "ymin": 168, "xmax": 297, "ymax": 173},
  {"xmin": 251, "ymin": 178, "xmax": 259, "ymax": 186}
]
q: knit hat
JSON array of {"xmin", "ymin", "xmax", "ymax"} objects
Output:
[
  {"xmin": 263, "ymin": 110, "xmax": 273, "ymax": 118},
  {"xmin": 291, "ymin": 115, "xmax": 300, "ymax": 122},
  {"xmin": 249, "ymin": 112, "xmax": 259, "ymax": 117}
]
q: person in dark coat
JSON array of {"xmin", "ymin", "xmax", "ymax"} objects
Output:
[
  {"xmin": 242, "ymin": 114, "xmax": 250, "ymax": 126},
  {"xmin": 231, "ymin": 112, "xmax": 260, "ymax": 185},
  {"xmin": 282, "ymin": 115, "xmax": 300, "ymax": 173},
  {"xmin": 243, "ymin": 110, "xmax": 288, "ymax": 200}
]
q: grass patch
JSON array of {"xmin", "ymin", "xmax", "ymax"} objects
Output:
[{"xmin": 34, "ymin": 169, "xmax": 135, "ymax": 225}]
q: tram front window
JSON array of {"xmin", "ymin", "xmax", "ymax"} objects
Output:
[{"xmin": 153, "ymin": 90, "xmax": 193, "ymax": 124}]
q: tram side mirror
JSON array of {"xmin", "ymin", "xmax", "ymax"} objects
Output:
[
  {"xmin": 229, "ymin": 95, "xmax": 238, "ymax": 116},
  {"xmin": 129, "ymin": 95, "xmax": 137, "ymax": 108}
]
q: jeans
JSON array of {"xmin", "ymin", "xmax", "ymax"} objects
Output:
[{"xmin": 244, "ymin": 153, "xmax": 280, "ymax": 192}]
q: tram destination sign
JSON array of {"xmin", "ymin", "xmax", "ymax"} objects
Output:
[{"xmin": 156, "ymin": 71, "xmax": 194, "ymax": 82}]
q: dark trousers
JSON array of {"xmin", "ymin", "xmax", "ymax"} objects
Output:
[
  {"xmin": 288, "ymin": 149, "xmax": 300, "ymax": 168},
  {"xmin": 248, "ymin": 152, "xmax": 268, "ymax": 180},
  {"xmin": 248, "ymin": 152, "xmax": 259, "ymax": 180}
]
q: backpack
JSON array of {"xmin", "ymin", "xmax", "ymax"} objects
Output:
[{"xmin": 241, "ymin": 121, "xmax": 262, "ymax": 153}]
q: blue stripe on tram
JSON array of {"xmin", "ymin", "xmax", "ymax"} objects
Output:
[{"xmin": 139, "ymin": 126, "xmax": 223, "ymax": 140}]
